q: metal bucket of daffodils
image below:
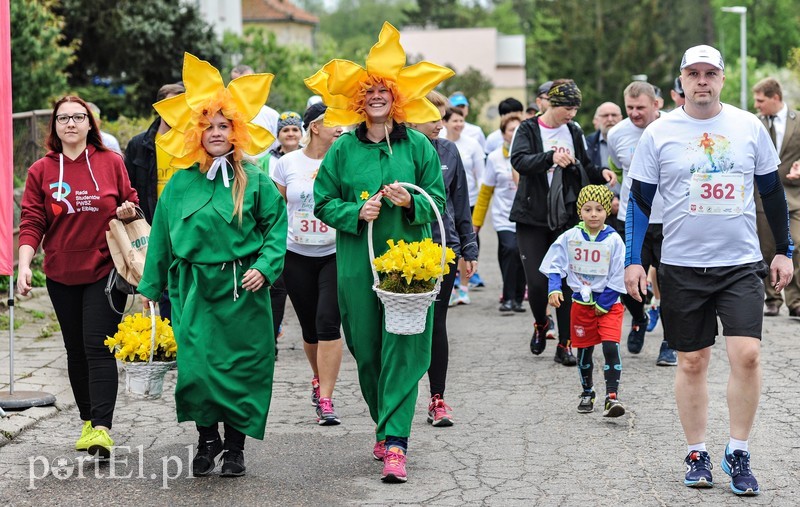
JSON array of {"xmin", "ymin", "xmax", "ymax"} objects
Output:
[
  {"xmin": 368, "ymin": 183, "xmax": 455, "ymax": 335},
  {"xmin": 104, "ymin": 302, "xmax": 177, "ymax": 399}
]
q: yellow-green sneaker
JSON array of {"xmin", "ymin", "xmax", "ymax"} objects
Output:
[
  {"xmin": 85, "ymin": 428, "xmax": 114, "ymax": 458},
  {"xmin": 75, "ymin": 421, "xmax": 93, "ymax": 451}
]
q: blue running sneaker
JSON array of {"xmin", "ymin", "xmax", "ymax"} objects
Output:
[
  {"xmin": 468, "ymin": 272, "xmax": 485, "ymax": 288},
  {"xmin": 684, "ymin": 450, "xmax": 713, "ymax": 488},
  {"xmin": 721, "ymin": 446, "xmax": 760, "ymax": 496},
  {"xmin": 656, "ymin": 340, "xmax": 678, "ymax": 366},
  {"xmin": 646, "ymin": 306, "xmax": 660, "ymax": 332},
  {"xmin": 627, "ymin": 315, "xmax": 648, "ymax": 354}
]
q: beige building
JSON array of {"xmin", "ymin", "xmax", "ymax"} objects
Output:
[
  {"xmin": 242, "ymin": 0, "xmax": 319, "ymax": 49},
  {"xmin": 192, "ymin": 0, "xmax": 243, "ymax": 36},
  {"xmin": 400, "ymin": 27, "xmax": 527, "ymax": 130}
]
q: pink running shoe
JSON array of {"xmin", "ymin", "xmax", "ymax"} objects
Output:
[
  {"xmin": 311, "ymin": 376, "xmax": 320, "ymax": 407},
  {"xmin": 427, "ymin": 395, "xmax": 454, "ymax": 427},
  {"xmin": 381, "ymin": 448, "xmax": 407, "ymax": 483},
  {"xmin": 372, "ymin": 440, "xmax": 386, "ymax": 461}
]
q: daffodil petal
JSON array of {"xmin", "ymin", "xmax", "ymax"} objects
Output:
[
  {"xmin": 245, "ymin": 123, "xmax": 275, "ymax": 155},
  {"xmin": 324, "ymin": 60, "xmax": 368, "ymax": 97},
  {"xmin": 365, "ymin": 22, "xmax": 405, "ymax": 81},
  {"xmin": 403, "ymin": 98, "xmax": 444, "ymax": 124},
  {"xmin": 157, "ymin": 128, "xmax": 191, "ymax": 159},
  {"xmin": 229, "ymin": 73, "xmax": 274, "ymax": 123},
  {"xmin": 397, "ymin": 62, "xmax": 455, "ymax": 101},
  {"xmin": 182, "ymin": 53, "xmax": 226, "ymax": 111},
  {"xmin": 324, "ymin": 107, "xmax": 364, "ymax": 127},
  {"xmin": 154, "ymin": 93, "xmax": 193, "ymax": 131}
]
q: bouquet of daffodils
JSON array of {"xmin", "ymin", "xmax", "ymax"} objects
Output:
[
  {"xmin": 373, "ymin": 238, "xmax": 456, "ymax": 294},
  {"xmin": 104, "ymin": 312, "xmax": 177, "ymax": 363}
]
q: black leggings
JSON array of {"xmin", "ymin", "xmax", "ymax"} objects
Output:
[
  {"xmin": 197, "ymin": 423, "xmax": 245, "ymax": 450},
  {"xmin": 497, "ymin": 230, "xmax": 526, "ymax": 303},
  {"xmin": 282, "ymin": 251, "xmax": 341, "ymax": 343},
  {"xmin": 577, "ymin": 342, "xmax": 622, "ymax": 395},
  {"xmin": 47, "ymin": 277, "xmax": 126, "ymax": 428},
  {"xmin": 516, "ymin": 223, "xmax": 571, "ymax": 346},
  {"xmin": 429, "ymin": 260, "xmax": 459, "ymax": 398},
  {"xmin": 270, "ymin": 275, "xmax": 287, "ymax": 343}
]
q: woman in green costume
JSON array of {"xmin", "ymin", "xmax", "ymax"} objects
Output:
[
  {"xmin": 308, "ymin": 22, "xmax": 453, "ymax": 483},
  {"xmin": 138, "ymin": 53, "xmax": 287, "ymax": 478}
]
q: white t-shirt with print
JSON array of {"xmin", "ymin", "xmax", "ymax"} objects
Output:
[
  {"xmin": 608, "ymin": 117, "xmax": 664, "ymax": 223},
  {"xmin": 483, "ymin": 147, "xmax": 517, "ymax": 232},
  {"xmin": 272, "ymin": 149, "xmax": 336, "ymax": 257},
  {"xmin": 453, "ymin": 135, "xmax": 486, "ymax": 206},
  {"xmin": 629, "ymin": 104, "xmax": 780, "ymax": 267},
  {"xmin": 539, "ymin": 119, "xmax": 574, "ymax": 186}
]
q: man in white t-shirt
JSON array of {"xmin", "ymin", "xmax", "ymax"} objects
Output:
[
  {"xmin": 624, "ymin": 45, "xmax": 794, "ymax": 496},
  {"xmin": 608, "ymin": 81, "xmax": 676, "ymax": 366}
]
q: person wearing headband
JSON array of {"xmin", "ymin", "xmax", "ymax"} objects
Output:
[
  {"xmin": 137, "ymin": 53, "xmax": 288, "ymax": 478},
  {"xmin": 309, "ymin": 22, "xmax": 450, "ymax": 483},
  {"xmin": 539, "ymin": 184, "xmax": 627, "ymax": 417},
  {"xmin": 509, "ymin": 78, "xmax": 617, "ymax": 367}
]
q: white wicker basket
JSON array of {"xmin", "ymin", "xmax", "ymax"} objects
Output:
[
  {"xmin": 368, "ymin": 183, "xmax": 447, "ymax": 335},
  {"xmin": 123, "ymin": 302, "xmax": 175, "ymax": 400}
]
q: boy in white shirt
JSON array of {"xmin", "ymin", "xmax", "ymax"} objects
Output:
[{"xmin": 540, "ymin": 185, "xmax": 627, "ymax": 417}]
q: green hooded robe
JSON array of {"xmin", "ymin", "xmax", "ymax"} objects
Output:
[
  {"xmin": 138, "ymin": 162, "xmax": 288, "ymax": 439},
  {"xmin": 314, "ymin": 125, "xmax": 445, "ymax": 440}
]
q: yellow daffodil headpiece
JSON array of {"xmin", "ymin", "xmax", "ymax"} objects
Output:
[
  {"xmin": 304, "ymin": 22, "xmax": 454, "ymax": 127},
  {"xmin": 153, "ymin": 53, "xmax": 276, "ymax": 170}
]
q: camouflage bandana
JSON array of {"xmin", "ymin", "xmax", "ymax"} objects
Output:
[{"xmin": 548, "ymin": 81, "xmax": 582, "ymax": 108}]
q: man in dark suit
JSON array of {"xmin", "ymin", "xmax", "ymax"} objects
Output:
[
  {"xmin": 753, "ymin": 77, "xmax": 800, "ymax": 317},
  {"xmin": 586, "ymin": 102, "xmax": 622, "ymax": 190}
]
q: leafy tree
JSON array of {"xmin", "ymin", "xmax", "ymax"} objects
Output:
[
  {"xmin": 222, "ymin": 28, "xmax": 338, "ymax": 114},
  {"xmin": 318, "ymin": 0, "xmax": 412, "ymax": 61},
  {"xmin": 714, "ymin": 0, "xmax": 800, "ymax": 68},
  {"xmin": 10, "ymin": 0, "xmax": 76, "ymax": 112},
  {"xmin": 55, "ymin": 0, "xmax": 222, "ymax": 118},
  {"xmin": 438, "ymin": 66, "xmax": 493, "ymax": 124}
]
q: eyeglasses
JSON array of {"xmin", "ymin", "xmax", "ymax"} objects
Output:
[
  {"xmin": 55, "ymin": 113, "xmax": 88, "ymax": 125},
  {"xmin": 280, "ymin": 112, "xmax": 301, "ymax": 120}
]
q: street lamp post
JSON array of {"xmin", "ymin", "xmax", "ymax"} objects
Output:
[{"xmin": 721, "ymin": 6, "xmax": 748, "ymax": 110}]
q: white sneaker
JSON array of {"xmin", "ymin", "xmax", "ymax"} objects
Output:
[
  {"xmin": 457, "ymin": 288, "xmax": 471, "ymax": 305},
  {"xmin": 448, "ymin": 289, "xmax": 459, "ymax": 307}
]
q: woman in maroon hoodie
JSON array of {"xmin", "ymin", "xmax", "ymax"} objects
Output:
[{"xmin": 17, "ymin": 95, "xmax": 138, "ymax": 458}]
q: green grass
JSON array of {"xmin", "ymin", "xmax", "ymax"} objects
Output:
[{"xmin": 0, "ymin": 314, "xmax": 23, "ymax": 331}]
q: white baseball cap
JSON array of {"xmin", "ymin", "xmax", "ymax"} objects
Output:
[{"xmin": 680, "ymin": 45, "xmax": 725, "ymax": 71}]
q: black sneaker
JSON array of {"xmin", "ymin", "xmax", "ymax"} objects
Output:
[
  {"xmin": 220, "ymin": 449, "xmax": 246, "ymax": 477},
  {"xmin": 577, "ymin": 390, "xmax": 596, "ymax": 413},
  {"xmin": 511, "ymin": 301, "xmax": 526, "ymax": 313},
  {"xmin": 627, "ymin": 315, "xmax": 649, "ymax": 354},
  {"xmin": 684, "ymin": 450, "xmax": 713, "ymax": 488},
  {"xmin": 602, "ymin": 393, "xmax": 625, "ymax": 417},
  {"xmin": 721, "ymin": 446, "xmax": 759, "ymax": 496},
  {"xmin": 192, "ymin": 437, "xmax": 223, "ymax": 477},
  {"xmin": 530, "ymin": 322, "xmax": 549, "ymax": 355},
  {"xmin": 554, "ymin": 343, "xmax": 577, "ymax": 366},
  {"xmin": 499, "ymin": 300, "xmax": 514, "ymax": 313}
]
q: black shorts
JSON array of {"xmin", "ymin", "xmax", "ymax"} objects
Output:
[{"xmin": 659, "ymin": 261, "xmax": 768, "ymax": 352}]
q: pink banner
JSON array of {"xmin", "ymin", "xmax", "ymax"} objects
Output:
[{"xmin": 0, "ymin": 0, "xmax": 13, "ymax": 275}]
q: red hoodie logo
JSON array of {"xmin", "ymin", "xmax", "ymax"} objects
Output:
[{"xmin": 49, "ymin": 181, "xmax": 76, "ymax": 215}]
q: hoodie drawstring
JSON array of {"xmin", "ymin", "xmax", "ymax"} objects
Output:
[
  {"xmin": 56, "ymin": 149, "xmax": 99, "ymax": 201},
  {"xmin": 85, "ymin": 149, "xmax": 99, "ymax": 191}
]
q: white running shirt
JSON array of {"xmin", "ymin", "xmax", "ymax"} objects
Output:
[
  {"xmin": 272, "ymin": 149, "xmax": 336, "ymax": 257},
  {"xmin": 629, "ymin": 104, "xmax": 780, "ymax": 267},
  {"xmin": 608, "ymin": 117, "xmax": 665, "ymax": 223}
]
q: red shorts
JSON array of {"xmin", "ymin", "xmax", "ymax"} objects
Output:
[{"xmin": 570, "ymin": 301, "xmax": 624, "ymax": 348}]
